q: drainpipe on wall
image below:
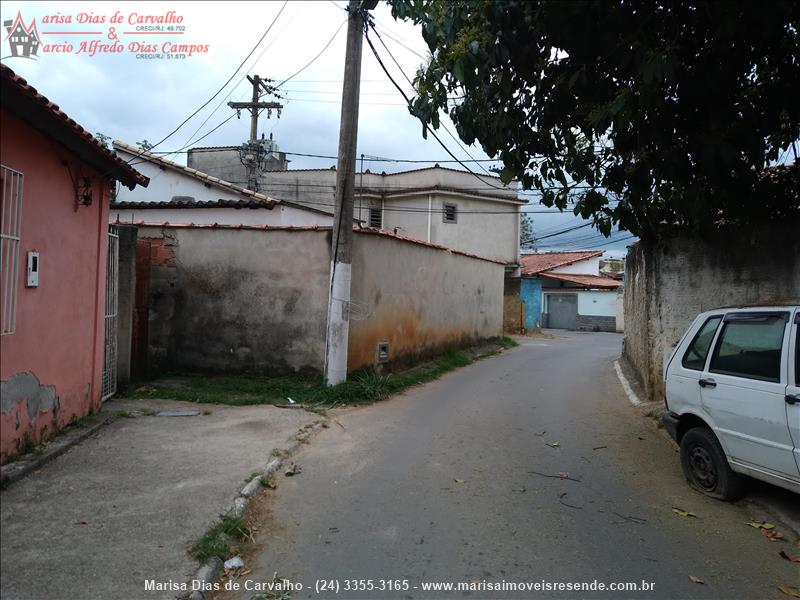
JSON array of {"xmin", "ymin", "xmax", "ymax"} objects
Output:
[{"xmin": 427, "ymin": 193, "xmax": 432, "ymax": 242}]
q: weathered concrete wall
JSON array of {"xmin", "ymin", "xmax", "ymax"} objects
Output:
[
  {"xmin": 139, "ymin": 226, "xmax": 504, "ymax": 375},
  {"xmin": 116, "ymin": 225, "xmax": 137, "ymax": 387},
  {"xmin": 503, "ymin": 278, "xmax": 522, "ymax": 333},
  {"xmin": 623, "ymin": 221, "xmax": 800, "ymax": 401},
  {"xmin": 349, "ymin": 232, "xmax": 504, "ymax": 370},
  {"xmin": 139, "ymin": 227, "xmax": 331, "ymax": 374},
  {"xmin": 1, "ymin": 111, "xmax": 111, "ymax": 461}
]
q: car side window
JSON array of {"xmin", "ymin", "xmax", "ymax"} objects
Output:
[
  {"xmin": 709, "ymin": 314, "xmax": 787, "ymax": 382},
  {"xmin": 795, "ymin": 324, "xmax": 799, "ymax": 386},
  {"xmin": 681, "ymin": 316, "xmax": 722, "ymax": 371}
]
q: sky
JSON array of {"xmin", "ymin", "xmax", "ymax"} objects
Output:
[{"xmin": 1, "ymin": 0, "xmax": 636, "ymax": 256}]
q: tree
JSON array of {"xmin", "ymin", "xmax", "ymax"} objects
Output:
[
  {"xmin": 95, "ymin": 132, "xmax": 111, "ymax": 147},
  {"xmin": 520, "ymin": 213, "xmax": 536, "ymax": 251},
  {"xmin": 390, "ymin": 0, "xmax": 800, "ymax": 238}
]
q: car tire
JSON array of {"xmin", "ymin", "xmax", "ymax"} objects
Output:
[{"xmin": 679, "ymin": 427, "xmax": 746, "ymax": 501}]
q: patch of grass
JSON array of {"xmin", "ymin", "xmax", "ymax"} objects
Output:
[
  {"xmin": 190, "ymin": 514, "xmax": 251, "ymax": 562},
  {"xmin": 500, "ymin": 336, "xmax": 519, "ymax": 348},
  {"xmin": 645, "ymin": 407, "xmax": 665, "ymax": 428},
  {"xmin": 115, "ymin": 410, "xmax": 135, "ymax": 419},
  {"xmin": 70, "ymin": 412, "xmax": 99, "ymax": 429},
  {"xmin": 130, "ymin": 343, "xmax": 496, "ymax": 409}
]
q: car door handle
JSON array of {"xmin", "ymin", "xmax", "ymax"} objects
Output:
[
  {"xmin": 698, "ymin": 378, "xmax": 717, "ymax": 388},
  {"xmin": 787, "ymin": 394, "xmax": 800, "ymax": 405}
]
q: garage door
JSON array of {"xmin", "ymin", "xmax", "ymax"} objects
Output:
[{"xmin": 548, "ymin": 294, "xmax": 577, "ymax": 330}]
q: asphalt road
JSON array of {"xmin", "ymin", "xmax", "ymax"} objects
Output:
[{"xmin": 220, "ymin": 333, "xmax": 799, "ymax": 600}]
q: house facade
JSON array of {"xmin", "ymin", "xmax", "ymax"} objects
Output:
[
  {"xmin": 182, "ymin": 143, "xmax": 524, "ymax": 267},
  {"xmin": 254, "ymin": 166, "xmax": 525, "ymax": 267},
  {"xmin": 505, "ymin": 250, "xmax": 622, "ymax": 333},
  {"xmin": 0, "ymin": 65, "xmax": 147, "ymax": 462},
  {"xmin": 111, "ymin": 141, "xmax": 334, "ymax": 227}
]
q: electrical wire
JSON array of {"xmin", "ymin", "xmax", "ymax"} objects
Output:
[
  {"xmin": 143, "ymin": 0, "xmax": 289, "ymax": 155},
  {"xmin": 363, "ymin": 21, "xmax": 513, "ymax": 192},
  {"xmin": 367, "ymin": 19, "xmax": 496, "ymax": 179},
  {"xmin": 276, "ymin": 18, "xmax": 348, "ymax": 88}
]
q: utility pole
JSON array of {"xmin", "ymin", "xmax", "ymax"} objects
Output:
[
  {"xmin": 324, "ymin": 0, "xmax": 376, "ymax": 386},
  {"xmin": 228, "ymin": 75, "xmax": 283, "ymax": 191}
]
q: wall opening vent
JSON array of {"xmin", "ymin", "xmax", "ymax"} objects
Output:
[{"xmin": 376, "ymin": 341, "xmax": 389, "ymax": 364}]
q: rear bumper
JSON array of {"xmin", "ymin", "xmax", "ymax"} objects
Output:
[{"xmin": 662, "ymin": 411, "xmax": 679, "ymax": 443}]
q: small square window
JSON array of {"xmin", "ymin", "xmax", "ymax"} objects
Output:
[
  {"xmin": 369, "ymin": 207, "xmax": 382, "ymax": 229},
  {"xmin": 443, "ymin": 203, "xmax": 458, "ymax": 223}
]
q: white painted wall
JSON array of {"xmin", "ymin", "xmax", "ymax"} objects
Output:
[
  {"xmin": 616, "ymin": 290, "xmax": 625, "ymax": 332},
  {"xmin": 111, "ymin": 204, "xmax": 332, "ymax": 227},
  {"xmin": 550, "ymin": 256, "xmax": 600, "ymax": 275},
  {"xmin": 112, "ymin": 148, "xmax": 332, "ymax": 227},
  {"xmin": 577, "ymin": 290, "xmax": 617, "ymax": 316}
]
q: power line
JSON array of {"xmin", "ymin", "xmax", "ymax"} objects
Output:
[
  {"xmin": 177, "ymin": 2, "xmax": 298, "ymax": 152},
  {"xmin": 276, "ymin": 19, "xmax": 348, "ymax": 88},
  {"xmin": 364, "ymin": 20, "xmax": 512, "ymax": 192},
  {"xmin": 145, "ymin": 1, "xmax": 289, "ymax": 155},
  {"xmin": 367, "ymin": 19, "xmax": 496, "ymax": 179}
]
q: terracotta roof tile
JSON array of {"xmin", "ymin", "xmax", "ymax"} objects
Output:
[
  {"xmin": 1, "ymin": 64, "xmax": 148, "ymax": 189},
  {"xmin": 540, "ymin": 272, "xmax": 621, "ymax": 289},
  {"xmin": 520, "ymin": 250, "xmax": 603, "ymax": 275}
]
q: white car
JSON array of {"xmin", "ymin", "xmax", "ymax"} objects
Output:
[{"xmin": 662, "ymin": 306, "xmax": 800, "ymax": 499}]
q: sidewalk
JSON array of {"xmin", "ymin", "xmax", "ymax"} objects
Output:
[{"xmin": 0, "ymin": 397, "xmax": 319, "ymax": 600}]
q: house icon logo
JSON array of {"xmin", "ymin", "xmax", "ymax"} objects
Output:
[{"xmin": 4, "ymin": 12, "xmax": 41, "ymax": 59}]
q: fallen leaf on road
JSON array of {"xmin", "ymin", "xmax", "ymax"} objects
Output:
[
  {"xmin": 285, "ymin": 463, "xmax": 302, "ymax": 477},
  {"xmin": 557, "ymin": 471, "xmax": 570, "ymax": 479},
  {"xmin": 688, "ymin": 576, "xmax": 705, "ymax": 585},
  {"xmin": 762, "ymin": 528, "xmax": 784, "ymax": 541},
  {"xmin": 454, "ymin": 479, "xmax": 465, "ymax": 484},
  {"xmin": 534, "ymin": 430, "xmax": 546, "ymax": 437},
  {"xmin": 77, "ymin": 518, "xmax": 88, "ymax": 525},
  {"xmin": 779, "ymin": 551, "xmax": 800, "ymax": 563},
  {"xmin": 546, "ymin": 442, "xmax": 561, "ymax": 448},
  {"xmin": 778, "ymin": 585, "xmax": 800, "ymax": 598},
  {"xmin": 672, "ymin": 508, "xmax": 698, "ymax": 518}
]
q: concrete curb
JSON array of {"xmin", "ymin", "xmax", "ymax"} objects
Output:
[
  {"xmin": 185, "ymin": 418, "xmax": 327, "ymax": 600},
  {"xmin": 613, "ymin": 359, "xmax": 642, "ymax": 406},
  {"xmin": 0, "ymin": 416, "xmax": 114, "ymax": 489}
]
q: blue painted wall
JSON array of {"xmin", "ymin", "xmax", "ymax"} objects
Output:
[{"xmin": 520, "ymin": 277, "xmax": 542, "ymax": 329}]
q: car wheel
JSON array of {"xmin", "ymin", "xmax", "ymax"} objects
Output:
[{"xmin": 679, "ymin": 427, "xmax": 745, "ymax": 501}]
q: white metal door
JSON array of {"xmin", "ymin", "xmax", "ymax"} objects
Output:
[
  {"xmin": 699, "ymin": 311, "xmax": 797, "ymax": 481},
  {"xmin": 786, "ymin": 311, "xmax": 800, "ymax": 474},
  {"xmin": 101, "ymin": 225, "xmax": 119, "ymax": 401}
]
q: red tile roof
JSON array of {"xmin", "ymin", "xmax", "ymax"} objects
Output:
[
  {"xmin": 540, "ymin": 272, "xmax": 621, "ymax": 289},
  {"xmin": 0, "ymin": 64, "xmax": 148, "ymax": 189},
  {"xmin": 520, "ymin": 251, "xmax": 602, "ymax": 275}
]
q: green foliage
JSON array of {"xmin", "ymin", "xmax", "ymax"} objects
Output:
[
  {"xmin": 520, "ymin": 213, "xmax": 536, "ymax": 250},
  {"xmin": 136, "ymin": 139, "xmax": 154, "ymax": 152},
  {"xmin": 94, "ymin": 132, "xmax": 111, "ymax": 147},
  {"xmin": 191, "ymin": 515, "xmax": 251, "ymax": 562},
  {"xmin": 130, "ymin": 346, "xmax": 492, "ymax": 408},
  {"xmin": 391, "ymin": 0, "xmax": 800, "ymax": 238}
]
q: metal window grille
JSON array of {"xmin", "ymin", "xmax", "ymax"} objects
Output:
[
  {"xmin": 369, "ymin": 207, "xmax": 382, "ymax": 228},
  {"xmin": 101, "ymin": 225, "xmax": 119, "ymax": 400},
  {"xmin": 443, "ymin": 203, "xmax": 458, "ymax": 223},
  {"xmin": 1, "ymin": 165, "xmax": 23, "ymax": 335}
]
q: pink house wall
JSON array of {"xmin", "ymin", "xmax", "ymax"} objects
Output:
[{"xmin": 1, "ymin": 110, "xmax": 110, "ymax": 462}]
